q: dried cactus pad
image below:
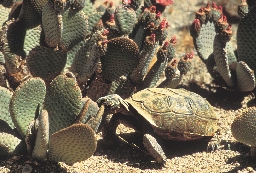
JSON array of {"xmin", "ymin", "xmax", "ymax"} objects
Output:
[
  {"xmin": 101, "ymin": 37, "xmax": 140, "ymax": 82},
  {"xmin": 32, "ymin": 109, "xmax": 49, "ymax": 161},
  {"xmin": 44, "ymin": 75, "xmax": 82, "ymax": 135},
  {"xmin": 0, "ymin": 86, "xmax": 14, "ymax": 129},
  {"xmin": 231, "ymin": 107, "xmax": 256, "ymax": 146},
  {"xmin": 10, "ymin": 77, "xmax": 46, "ymax": 137},
  {"xmin": 27, "ymin": 46, "xmax": 67, "ymax": 82},
  {"xmin": 48, "ymin": 123, "xmax": 97, "ymax": 165}
]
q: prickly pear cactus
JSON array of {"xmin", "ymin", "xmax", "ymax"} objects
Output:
[
  {"xmin": 0, "ymin": 0, "xmax": 193, "ymax": 165},
  {"xmin": 0, "ymin": 86, "xmax": 13, "ymax": 128},
  {"xmin": 10, "ymin": 77, "xmax": 46, "ymax": 138},
  {"xmin": 44, "ymin": 74, "xmax": 82, "ymax": 135},
  {"xmin": 191, "ymin": 2, "xmax": 256, "ymax": 92},
  {"xmin": 231, "ymin": 107, "xmax": 256, "ymax": 147},
  {"xmin": 48, "ymin": 123, "xmax": 97, "ymax": 165}
]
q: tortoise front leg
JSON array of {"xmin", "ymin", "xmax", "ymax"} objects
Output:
[
  {"xmin": 143, "ymin": 134, "xmax": 167, "ymax": 166},
  {"xmin": 102, "ymin": 112, "xmax": 142, "ymax": 147}
]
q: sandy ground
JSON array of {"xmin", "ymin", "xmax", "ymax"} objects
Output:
[{"xmin": 2, "ymin": 0, "xmax": 256, "ymax": 172}]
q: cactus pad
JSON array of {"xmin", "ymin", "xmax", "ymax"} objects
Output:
[
  {"xmin": 27, "ymin": 46, "xmax": 67, "ymax": 82},
  {"xmin": 32, "ymin": 109, "xmax": 49, "ymax": 161},
  {"xmin": 44, "ymin": 75, "xmax": 82, "ymax": 135},
  {"xmin": 100, "ymin": 37, "xmax": 140, "ymax": 82},
  {"xmin": 10, "ymin": 77, "xmax": 46, "ymax": 137},
  {"xmin": 115, "ymin": 6, "xmax": 136, "ymax": 35},
  {"xmin": 59, "ymin": 9, "xmax": 88, "ymax": 51},
  {"xmin": 0, "ymin": 86, "xmax": 14, "ymax": 128},
  {"xmin": 0, "ymin": 132, "xmax": 26, "ymax": 156},
  {"xmin": 237, "ymin": 6, "xmax": 256, "ymax": 75},
  {"xmin": 231, "ymin": 107, "xmax": 256, "ymax": 146},
  {"xmin": 48, "ymin": 123, "xmax": 96, "ymax": 165},
  {"xmin": 42, "ymin": 0, "xmax": 62, "ymax": 48}
]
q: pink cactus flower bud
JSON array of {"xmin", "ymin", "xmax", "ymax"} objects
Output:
[
  {"xmin": 150, "ymin": 6, "xmax": 156, "ymax": 13},
  {"xmin": 156, "ymin": 0, "xmax": 174, "ymax": 6},
  {"xmin": 122, "ymin": 0, "xmax": 131, "ymax": 5},
  {"xmin": 156, "ymin": 12, "xmax": 161, "ymax": 19},
  {"xmin": 170, "ymin": 36, "xmax": 177, "ymax": 44},
  {"xmin": 163, "ymin": 41, "xmax": 169, "ymax": 49},
  {"xmin": 193, "ymin": 19, "xmax": 201, "ymax": 31}
]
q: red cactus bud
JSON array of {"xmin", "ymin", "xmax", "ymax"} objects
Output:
[
  {"xmin": 205, "ymin": 2, "xmax": 211, "ymax": 11},
  {"xmin": 212, "ymin": 2, "xmax": 218, "ymax": 9},
  {"xmin": 193, "ymin": 19, "xmax": 201, "ymax": 31},
  {"xmin": 159, "ymin": 18, "xmax": 167, "ymax": 29},
  {"xmin": 109, "ymin": 14, "xmax": 115, "ymax": 22},
  {"xmin": 171, "ymin": 58, "xmax": 178, "ymax": 66},
  {"xmin": 102, "ymin": 29, "xmax": 109, "ymax": 36},
  {"xmin": 170, "ymin": 36, "xmax": 177, "ymax": 44},
  {"xmin": 109, "ymin": 1, "xmax": 113, "ymax": 7},
  {"xmin": 163, "ymin": 41, "xmax": 169, "ymax": 49},
  {"xmin": 122, "ymin": 0, "xmax": 131, "ymax": 5},
  {"xmin": 150, "ymin": 34, "xmax": 156, "ymax": 43},
  {"xmin": 150, "ymin": 6, "xmax": 156, "ymax": 13},
  {"xmin": 156, "ymin": 0, "xmax": 173, "ymax": 6},
  {"xmin": 184, "ymin": 52, "xmax": 194, "ymax": 60},
  {"xmin": 156, "ymin": 12, "xmax": 161, "ymax": 19},
  {"xmin": 103, "ymin": 0, "xmax": 108, "ymax": 6}
]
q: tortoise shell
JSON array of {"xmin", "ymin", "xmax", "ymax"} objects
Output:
[{"xmin": 126, "ymin": 88, "xmax": 218, "ymax": 140}]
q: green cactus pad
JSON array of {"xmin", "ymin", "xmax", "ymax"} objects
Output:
[
  {"xmin": 42, "ymin": 0, "xmax": 62, "ymax": 48},
  {"xmin": 1, "ymin": 19, "xmax": 26, "ymax": 59},
  {"xmin": 81, "ymin": 0, "xmax": 96, "ymax": 16},
  {"xmin": 10, "ymin": 77, "xmax": 46, "ymax": 138},
  {"xmin": 44, "ymin": 75, "xmax": 82, "ymax": 135},
  {"xmin": 76, "ymin": 97, "xmax": 101, "ymax": 132},
  {"xmin": 115, "ymin": 6, "xmax": 136, "ymax": 35},
  {"xmin": 27, "ymin": 46, "xmax": 67, "ymax": 82},
  {"xmin": 48, "ymin": 123, "xmax": 97, "ymax": 165},
  {"xmin": 18, "ymin": 0, "xmax": 47, "ymax": 29},
  {"xmin": 193, "ymin": 21, "xmax": 215, "ymax": 61},
  {"xmin": 59, "ymin": 9, "xmax": 88, "ymax": 51},
  {"xmin": 70, "ymin": 39, "xmax": 97, "ymax": 83},
  {"xmin": 213, "ymin": 35, "xmax": 233, "ymax": 87},
  {"xmin": 236, "ymin": 61, "xmax": 255, "ymax": 92},
  {"xmin": 32, "ymin": 109, "xmax": 49, "ymax": 161},
  {"xmin": 141, "ymin": 40, "xmax": 175, "ymax": 88},
  {"xmin": 24, "ymin": 26, "xmax": 41, "ymax": 55},
  {"xmin": 87, "ymin": 11, "xmax": 104, "ymax": 33},
  {"xmin": 71, "ymin": 0, "xmax": 86, "ymax": 12},
  {"xmin": 100, "ymin": 37, "xmax": 140, "ymax": 82},
  {"xmin": 231, "ymin": 107, "xmax": 256, "ymax": 146},
  {"xmin": 0, "ymin": 5, "xmax": 10, "ymax": 26},
  {"xmin": 0, "ymin": 86, "xmax": 14, "ymax": 128},
  {"xmin": 66, "ymin": 39, "xmax": 87, "ymax": 69},
  {"xmin": 237, "ymin": 6, "xmax": 256, "ymax": 75},
  {"xmin": 158, "ymin": 58, "xmax": 180, "ymax": 88},
  {"xmin": 0, "ymin": 132, "xmax": 26, "ymax": 157},
  {"xmin": 130, "ymin": 34, "xmax": 158, "ymax": 84}
]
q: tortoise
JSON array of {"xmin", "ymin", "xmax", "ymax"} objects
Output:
[{"xmin": 96, "ymin": 88, "xmax": 219, "ymax": 165}]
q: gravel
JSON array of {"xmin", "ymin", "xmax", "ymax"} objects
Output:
[{"xmin": 1, "ymin": 0, "xmax": 256, "ymax": 172}]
